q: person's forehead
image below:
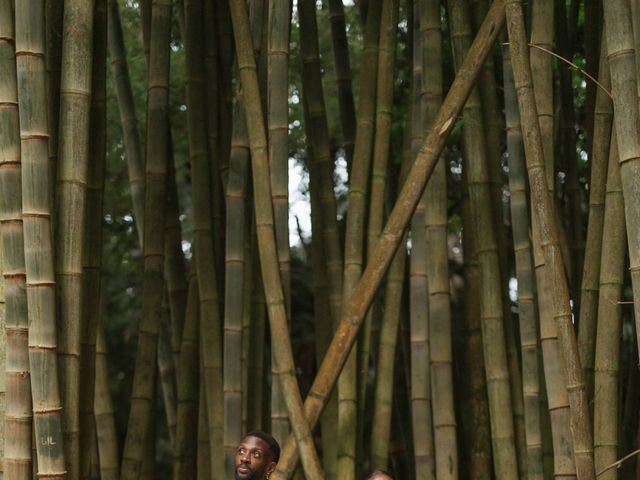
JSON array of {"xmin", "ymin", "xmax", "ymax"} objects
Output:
[{"xmin": 240, "ymin": 435, "xmax": 270, "ymax": 451}]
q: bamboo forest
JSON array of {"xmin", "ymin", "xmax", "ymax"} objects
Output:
[{"xmin": 4, "ymin": 0, "xmax": 640, "ymax": 479}]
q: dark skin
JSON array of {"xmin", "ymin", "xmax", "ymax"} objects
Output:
[
  {"xmin": 368, "ymin": 472, "xmax": 393, "ymax": 480},
  {"xmin": 235, "ymin": 436, "xmax": 277, "ymax": 480}
]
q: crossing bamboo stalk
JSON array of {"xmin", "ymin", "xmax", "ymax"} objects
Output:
[
  {"xmin": 0, "ymin": 2, "xmax": 32, "ymax": 476},
  {"xmin": 228, "ymin": 0, "xmax": 325, "ymax": 477},
  {"xmin": 94, "ymin": 325, "xmax": 118, "ymax": 480},
  {"xmin": 505, "ymin": 3, "xmax": 597, "ymax": 479},
  {"xmin": 272, "ymin": 2, "xmax": 507, "ymax": 476},
  {"xmin": 120, "ymin": 0, "xmax": 172, "ymax": 476},
  {"xmin": 79, "ymin": 3, "xmax": 106, "ymax": 477},
  {"xmin": 15, "ymin": 0, "xmax": 67, "ymax": 475},
  {"xmin": 56, "ymin": 0, "xmax": 96, "ymax": 476},
  {"xmin": 602, "ymin": 0, "xmax": 640, "ymax": 370},
  {"xmin": 593, "ymin": 132, "xmax": 626, "ymax": 480}
]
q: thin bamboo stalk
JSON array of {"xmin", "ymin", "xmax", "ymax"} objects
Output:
[
  {"xmin": 0, "ymin": 1, "xmax": 32, "ymax": 476},
  {"xmin": 503, "ymin": 41, "xmax": 543, "ymax": 480},
  {"xmin": 602, "ymin": 0, "xmax": 640, "ymax": 371},
  {"xmin": 583, "ymin": 0, "xmax": 601, "ymax": 155},
  {"xmin": 56, "ymin": 0, "xmax": 96, "ymax": 476},
  {"xmin": 593, "ymin": 132, "xmax": 626, "ymax": 480},
  {"xmin": 79, "ymin": 3, "xmax": 106, "ymax": 477},
  {"xmin": 505, "ymin": 3, "xmax": 597, "ymax": 479},
  {"xmin": 94, "ymin": 326, "xmax": 118, "ymax": 480},
  {"xmin": 196, "ymin": 372, "xmax": 210, "ymax": 480},
  {"xmin": 410, "ymin": 2, "xmax": 435, "ymax": 478},
  {"xmin": 228, "ymin": 0, "xmax": 325, "ymax": 477},
  {"xmin": 120, "ymin": 0, "xmax": 172, "ymax": 476},
  {"xmin": 327, "ymin": 0, "xmax": 356, "ymax": 165},
  {"xmin": 216, "ymin": 0, "xmax": 234, "ymax": 188},
  {"xmin": 15, "ymin": 0, "xmax": 66, "ymax": 475},
  {"xmin": 448, "ymin": 0, "xmax": 517, "ymax": 475},
  {"xmin": 577, "ymin": 34, "xmax": 611, "ymax": 401},
  {"xmin": 273, "ymin": 2, "xmax": 507, "ymax": 476},
  {"xmin": 157, "ymin": 301, "xmax": 177, "ymax": 446},
  {"xmin": 247, "ymin": 239, "xmax": 266, "ymax": 432}
]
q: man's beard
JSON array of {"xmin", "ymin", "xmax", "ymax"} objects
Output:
[{"xmin": 235, "ymin": 464, "xmax": 259, "ymax": 480}]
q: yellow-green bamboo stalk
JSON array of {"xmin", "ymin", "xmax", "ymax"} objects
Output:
[
  {"xmin": 503, "ymin": 41, "xmax": 543, "ymax": 480},
  {"xmin": 577, "ymin": 35, "xmax": 611, "ymax": 401},
  {"xmin": 410, "ymin": 2, "xmax": 435, "ymax": 478},
  {"xmin": 603, "ymin": 0, "xmax": 640, "ymax": 371},
  {"xmin": 327, "ymin": 0, "xmax": 356, "ymax": 165},
  {"xmin": 107, "ymin": 0, "xmax": 145, "ymax": 243},
  {"xmin": 242, "ymin": 210, "xmax": 256, "ymax": 435},
  {"xmin": 0, "ymin": 2, "xmax": 32, "ymax": 477},
  {"xmin": 94, "ymin": 325, "xmax": 118, "ymax": 480},
  {"xmin": 120, "ymin": 0, "xmax": 172, "ymax": 476},
  {"xmin": 228, "ymin": 0, "xmax": 325, "ymax": 477},
  {"xmin": 273, "ymin": 2, "xmax": 507, "ymax": 476},
  {"xmin": 15, "ymin": 0, "xmax": 66, "ymax": 476},
  {"xmin": 0, "ymin": 235, "xmax": 4, "ymax": 478},
  {"xmin": 79, "ymin": 3, "xmax": 106, "ymax": 477},
  {"xmin": 505, "ymin": 3, "xmax": 596, "ymax": 479},
  {"xmin": 593, "ymin": 132, "xmax": 625, "ymax": 480},
  {"xmin": 448, "ymin": 1, "xmax": 517, "ymax": 475},
  {"xmin": 173, "ymin": 268, "xmax": 199, "ymax": 480}
]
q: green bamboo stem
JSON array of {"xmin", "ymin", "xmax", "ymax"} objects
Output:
[
  {"xmin": 247, "ymin": 243, "xmax": 266, "ymax": 432},
  {"xmin": 327, "ymin": 0, "xmax": 356, "ymax": 165},
  {"xmin": 0, "ymin": 229, "xmax": 4, "ymax": 478},
  {"xmin": 173, "ymin": 268, "xmax": 199, "ymax": 480},
  {"xmin": 157, "ymin": 302, "xmax": 177, "ymax": 446},
  {"xmin": 228, "ymin": 0, "xmax": 325, "ymax": 478},
  {"xmin": 15, "ymin": 0, "xmax": 66, "ymax": 476},
  {"xmin": 94, "ymin": 326, "xmax": 119, "ymax": 480},
  {"xmin": 505, "ymin": 3, "xmax": 597, "ymax": 479},
  {"xmin": 272, "ymin": 2, "xmax": 507, "ymax": 476},
  {"xmin": 79, "ymin": 4, "xmax": 106, "ymax": 477},
  {"xmin": 107, "ymin": 0, "xmax": 145, "ymax": 243},
  {"xmin": 593, "ymin": 132, "xmax": 626, "ymax": 480},
  {"xmin": 583, "ymin": 0, "xmax": 601, "ymax": 155},
  {"xmin": 410, "ymin": 2, "xmax": 435, "ymax": 478},
  {"xmin": 0, "ymin": 2, "xmax": 32, "ymax": 477},
  {"xmin": 196, "ymin": 375, "xmax": 210, "ymax": 480},
  {"xmin": 216, "ymin": 0, "xmax": 234, "ymax": 189},
  {"xmin": 603, "ymin": 0, "xmax": 640, "ymax": 371},
  {"xmin": 503, "ymin": 41, "xmax": 543, "ymax": 480},
  {"xmin": 448, "ymin": 1, "xmax": 518, "ymax": 475},
  {"xmin": 241, "ymin": 210, "xmax": 255, "ymax": 435},
  {"xmin": 56, "ymin": 0, "xmax": 96, "ymax": 476},
  {"xmin": 120, "ymin": 0, "xmax": 172, "ymax": 476},
  {"xmin": 577, "ymin": 35, "xmax": 611, "ymax": 401}
]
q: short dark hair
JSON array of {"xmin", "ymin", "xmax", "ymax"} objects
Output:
[
  {"xmin": 245, "ymin": 431, "xmax": 281, "ymax": 462},
  {"xmin": 367, "ymin": 469, "xmax": 394, "ymax": 479}
]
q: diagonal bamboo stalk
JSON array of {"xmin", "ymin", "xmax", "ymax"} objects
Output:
[
  {"xmin": 505, "ymin": 2, "xmax": 596, "ymax": 479},
  {"xmin": 228, "ymin": 0, "xmax": 324, "ymax": 478},
  {"xmin": 272, "ymin": 2, "xmax": 507, "ymax": 476}
]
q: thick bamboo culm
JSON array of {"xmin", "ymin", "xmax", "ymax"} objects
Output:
[
  {"xmin": 327, "ymin": 0, "xmax": 356, "ymax": 165},
  {"xmin": 603, "ymin": 0, "xmax": 640, "ymax": 368},
  {"xmin": 273, "ymin": 2, "xmax": 507, "ymax": 476},
  {"xmin": 593, "ymin": 132, "xmax": 626, "ymax": 480},
  {"xmin": 228, "ymin": 0, "xmax": 325, "ymax": 478},
  {"xmin": 505, "ymin": 2, "xmax": 597, "ymax": 479},
  {"xmin": 56, "ymin": 0, "xmax": 96, "ymax": 476},
  {"xmin": 79, "ymin": 3, "xmax": 106, "ymax": 478},
  {"xmin": 120, "ymin": 0, "xmax": 172, "ymax": 477},
  {"xmin": 577, "ymin": 37, "xmax": 612, "ymax": 400},
  {"xmin": 448, "ymin": 0, "xmax": 517, "ymax": 476},
  {"xmin": 0, "ymin": 1, "xmax": 32, "ymax": 476},
  {"xmin": 409, "ymin": 2, "xmax": 435, "ymax": 478},
  {"xmin": 15, "ymin": 0, "xmax": 67, "ymax": 476},
  {"xmin": 157, "ymin": 305, "xmax": 177, "ymax": 447},
  {"xmin": 503, "ymin": 42, "xmax": 543, "ymax": 480},
  {"xmin": 247, "ymin": 249, "xmax": 267, "ymax": 432}
]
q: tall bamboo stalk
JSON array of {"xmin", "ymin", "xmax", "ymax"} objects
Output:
[
  {"xmin": 120, "ymin": 0, "xmax": 172, "ymax": 476},
  {"xmin": 593, "ymin": 132, "xmax": 626, "ymax": 480},
  {"xmin": 410, "ymin": 2, "xmax": 435, "ymax": 478},
  {"xmin": 577, "ymin": 37, "xmax": 612, "ymax": 400},
  {"xmin": 448, "ymin": 0, "xmax": 517, "ymax": 475},
  {"xmin": 273, "ymin": 3, "xmax": 507, "ymax": 476},
  {"xmin": 56, "ymin": 0, "xmax": 96, "ymax": 476},
  {"xmin": 94, "ymin": 326, "xmax": 118, "ymax": 480},
  {"xmin": 196, "ymin": 374, "xmax": 210, "ymax": 480},
  {"xmin": 327, "ymin": 0, "xmax": 356, "ymax": 165},
  {"xmin": 79, "ymin": 3, "xmax": 106, "ymax": 477},
  {"xmin": 247, "ymin": 234, "xmax": 266, "ymax": 432},
  {"xmin": 228, "ymin": 0, "xmax": 325, "ymax": 477},
  {"xmin": 15, "ymin": 0, "xmax": 66, "ymax": 476},
  {"xmin": 505, "ymin": 3, "xmax": 596, "ymax": 479},
  {"xmin": 503, "ymin": 41, "xmax": 543, "ymax": 480},
  {"xmin": 603, "ymin": 0, "xmax": 640, "ymax": 369},
  {"xmin": 0, "ymin": 2, "xmax": 32, "ymax": 476}
]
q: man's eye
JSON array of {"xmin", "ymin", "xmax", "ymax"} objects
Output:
[{"xmin": 252, "ymin": 452, "xmax": 261, "ymax": 458}]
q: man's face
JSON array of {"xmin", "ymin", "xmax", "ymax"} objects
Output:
[
  {"xmin": 235, "ymin": 436, "xmax": 276, "ymax": 480},
  {"xmin": 369, "ymin": 474, "xmax": 393, "ymax": 480}
]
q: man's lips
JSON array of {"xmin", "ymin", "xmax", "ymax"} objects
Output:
[{"xmin": 237, "ymin": 465, "xmax": 252, "ymax": 475}]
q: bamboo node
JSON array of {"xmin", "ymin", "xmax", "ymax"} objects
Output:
[{"xmin": 33, "ymin": 406, "xmax": 63, "ymax": 414}]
